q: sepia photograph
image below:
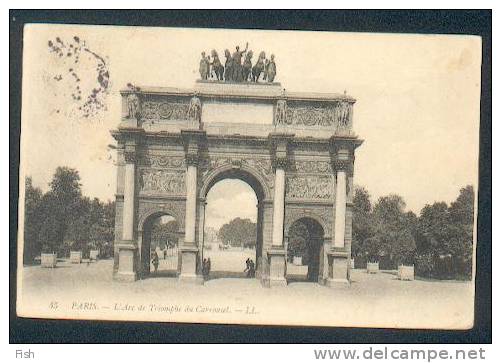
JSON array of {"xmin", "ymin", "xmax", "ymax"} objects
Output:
[{"xmin": 15, "ymin": 20, "xmax": 482, "ymax": 330}]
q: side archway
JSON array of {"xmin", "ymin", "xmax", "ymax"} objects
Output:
[
  {"xmin": 285, "ymin": 216, "xmax": 326, "ymax": 283},
  {"xmin": 138, "ymin": 209, "xmax": 182, "ymax": 279}
]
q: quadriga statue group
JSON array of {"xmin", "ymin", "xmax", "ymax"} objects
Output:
[{"xmin": 199, "ymin": 43, "xmax": 277, "ymax": 83}]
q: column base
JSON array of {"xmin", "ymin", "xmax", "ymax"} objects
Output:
[
  {"xmin": 325, "ymin": 278, "xmax": 350, "ymax": 288},
  {"xmin": 326, "ymin": 249, "xmax": 351, "ymax": 288},
  {"xmin": 114, "ymin": 242, "xmax": 138, "ymax": 282},
  {"xmin": 114, "ymin": 271, "xmax": 138, "ymax": 282},
  {"xmin": 178, "ymin": 245, "xmax": 204, "ymax": 284},
  {"xmin": 178, "ymin": 274, "xmax": 204, "ymax": 285},
  {"xmin": 269, "ymin": 276, "xmax": 288, "ymax": 287},
  {"xmin": 266, "ymin": 247, "xmax": 287, "ymax": 288}
]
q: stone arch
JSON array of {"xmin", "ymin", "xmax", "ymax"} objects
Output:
[
  {"xmin": 199, "ymin": 163, "xmax": 270, "ymax": 279},
  {"xmin": 138, "ymin": 207, "xmax": 182, "ymax": 279},
  {"xmin": 284, "ymin": 210, "xmax": 331, "ymax": 239},
  {"xmin": 137, "ymin": 203, "xmax": 184, "ymax": 233},
  {"xmin": 285, "ymin": 215, "xmax": 326, "ymax": 283},
  {"xmin": 200, "ymin": 163, "xmax": 271, "ymax": 202}
]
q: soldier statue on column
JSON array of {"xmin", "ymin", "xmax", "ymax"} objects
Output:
[
  {"xmin": 126, "ymin": 83, "xmax": 141, "ymax": 120},
  {"xmin": 187, "ymin": 92, "xmax": 202, "ymax": 125}
]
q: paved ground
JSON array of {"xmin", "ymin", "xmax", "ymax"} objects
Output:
[{"xmin": 17, "ymin": 251, "xmax": 474, "ymax": 329}]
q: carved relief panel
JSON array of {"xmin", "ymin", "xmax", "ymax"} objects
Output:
[
  {"xmin": 292, "ymin": 160, "xmax": 332, "ymax": 174},
  {"xmin": 276, "ymin": 100, "xmax": 353, "ymax": 131},
  {"xmin": 141, "ymin": 101, "xmax": 190, "ymax": 121},
  {"xmin": 285, "ymin": 175, "xmax": 333, "ymax": 200},
  {"xmin": 139, "ymin": 169, "xmax": 185, "ymax": 195},
  {"xmin": 138, "ymin": 154, "xmax": 185, "ymax": 169},
  {"xmin": 137, "ymin": 94, "xmax": 194, "ymax": 122}
]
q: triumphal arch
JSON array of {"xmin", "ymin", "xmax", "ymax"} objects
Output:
[{"xmin": 112, "ymin": 74, "xmax": 362, "ymax": 287}]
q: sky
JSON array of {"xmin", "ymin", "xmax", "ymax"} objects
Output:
[{"xmin": 20, "ymin": 24, "xmax": 481, "ymax": 229}]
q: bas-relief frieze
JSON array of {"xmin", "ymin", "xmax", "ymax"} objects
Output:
[
  {"xmin": 278, "ymin": 101, "xmax": 352, "ymax": 129},
  {"xmin": 139, "ymin": 169, "xmax": 185, "ymax": 195},
  {"xmin": 285, "ymin": 175, "xmax": 333, "ymax": 200},
  {"xmin": 138, "ymin": 155, "xmax": 185, "ymax": 169},
  {"xmin": 141, "ymin": 101, "xmax": 190, "ymax": 121},
  {"xmin": 293, "ymin": 160, "xmax": 332, "ymax": 174}
]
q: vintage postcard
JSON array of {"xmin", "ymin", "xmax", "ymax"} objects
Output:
[{"xmin": 16, "ymin": 24, "xmax": 481, "ymax": 329}]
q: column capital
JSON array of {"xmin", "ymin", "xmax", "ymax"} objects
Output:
[
  {"xmin": 273, "ymin": 156, "xmax": 289, "ymax": 170},
  {"xmin": 333, "ymin": 159, "xmax": 351, "ymax": 172},
  {"xmin": 124, "ymin": 150, "xmax": 137, "ymax": 164},
  {"xmin": 182, "ymin": 129, "xmax": 205, "ymax": 167},
  {"xmin": 185, "ymin": 153, "xmax": 200, "ymax": 167},
  {"xmin": 269, "ymin": 132, "xmax": 294, "ymax": 171}
]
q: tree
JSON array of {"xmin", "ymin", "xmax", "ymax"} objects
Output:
[
  {"xmin": 23, "ymin": 177, "xmax": 43, "ymax": 264},
  {"xmin": 45, "ymin": 167, "xmax": 83, "ymax": 252},
  {"xmin": 351, "ymin": 186, "xmax": 374, "ymax": 259},
  {"xmin": 150, "ymin": 219, "xmax": 179, "ymax": 249},
  {"xmin": 37, "ymin": 193, "xmax": 65, "ymax": 253},
  {"xmin": 287, "ymin": 220, "xmax": 309, "ymax": 260},
  {"xmin": 65, "ymin": 197, "xmax": 92, "ymax": 252},
  {"xmin": 417, "ymin": 202, "xmax": 449, "ymax": 254},
  {"xmin": 415, "ymin": 186, "xmax": 475, "ymax": 279},
  {"xmin": 218, "ymin": 218, "xmax": 257, "ymax": 248},
  {"xmin": 448, "ymin": 185, "xmax": 475, "ymax": 279},
  {"xmin": 449, "ymin": 185, "xmax": 475, "ymax": 226},
  {"xmin": 370, "ymin": 194, "xmax": 416, "ymax": 267}
]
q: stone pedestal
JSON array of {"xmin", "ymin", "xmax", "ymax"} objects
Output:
[
  {"xmin": 114, "ymin": 243, "xmax": 138, "ymax": 282},
  {"xmin": 398, "ymin": 265, "xmax": 415, "ymax": 281},
  {"xmin": 41, "ymin": 253, "xmax": 57, "ymax": 268},
  {"xmin": 178, "ymin": 246, "xmax": 203, "ymax": 284},
  {"xmin": 267, "ymin": 248, "xmax": 287, "ymax": 287},
  {"xmin": 70, "ymin": 250, "xmax": 82, "ymax": 264},
  {"xmin": 90, "ymin": 249, "xmax": 100, "ymax": 261},
  {"xmin": 326, "ymin": 249, "xmax": 350, "ymax": 287}
]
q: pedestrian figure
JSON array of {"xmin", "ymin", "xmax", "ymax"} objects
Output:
[
  {"xmin": 249, "ymin": 259, "xmax": 256, "ymax": 278},
  {"xmin": 163, "ymin": 248, "xmax": 167, "ymax": 260},
  {"xmin": 202, "ymin": 258, "xmax": 207, "ymax": 279},
  {"xmin": 202, "ymin": 258, "xmax": 211, "ymax": 281},
  {"xmin": 151, "ymin": 251, "xmax": 159, "ymax": 273},
  {"xmin": 244, "ymin": 258, "xmax": 251, "ymax": 277}
]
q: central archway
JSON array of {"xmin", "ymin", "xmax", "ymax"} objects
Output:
[{"xmin": 199, "ymin": 166, "xmax": 268, "ymax": 281}]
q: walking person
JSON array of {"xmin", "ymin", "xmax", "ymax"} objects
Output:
[
  {"xmin": 244, "ymin": 258, "xmax": 251, "ymax": 277},
  {"xmin": 151, "ymin": 251, "xmax": 159, "ymax": 274},
  {"xmin": 249, "ymin": 259, "xmax": 256, "ymax": 278}
]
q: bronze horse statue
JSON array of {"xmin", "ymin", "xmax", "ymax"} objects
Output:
[
  {"xmin": 223, "ymin": 49, "xmax": 233, "ymax": 81},
  {"xmin": 211, "ymin": 50, "xmax": 224, "ymax": 81},
  {"xmin": 242, "ymin": 50, "xmax": 253, "ymax": 82},
  {"xmin": 251, "ymin": 51, "xmax": 266, "ymax": 82}
]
